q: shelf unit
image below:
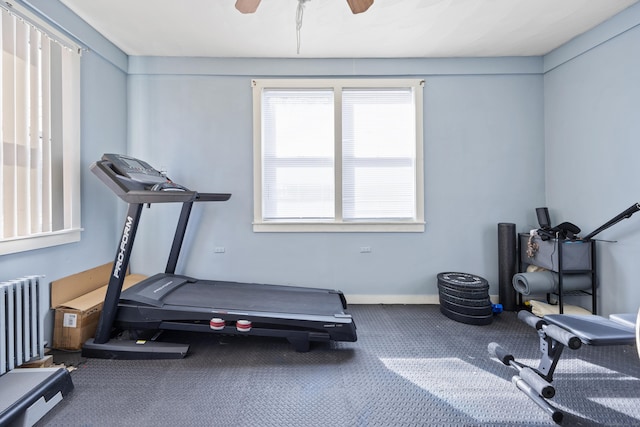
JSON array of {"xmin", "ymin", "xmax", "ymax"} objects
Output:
[{"xmin": 518, "ymin": 233, "xmax": 597, "ymax": 314}]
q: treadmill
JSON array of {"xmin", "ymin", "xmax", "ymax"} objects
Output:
[{"xmin": 82, "ymin": 154, "xmax": 357, "ymax": 359}]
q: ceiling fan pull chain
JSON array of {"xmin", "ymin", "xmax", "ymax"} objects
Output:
[{"xmin": 296, "ymin": 0, "xmax": 310, "ymax": 54}]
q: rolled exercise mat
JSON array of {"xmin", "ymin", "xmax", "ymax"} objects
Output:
[
  {"xmin": 498, "ymin": 223, "xmax": 517, "ymax": 311},
  {"xmin": 512, "ymin": 271, "xmax": 592, "ymax": 296}
]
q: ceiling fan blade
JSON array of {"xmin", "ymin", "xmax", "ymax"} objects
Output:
[
  {"xmin": 235, "ymin": 0, "xmax": 261, "ymax": 14},
  {"xmin": 346, "ymin": 0, "xmax": 374, "ymax": 14}
]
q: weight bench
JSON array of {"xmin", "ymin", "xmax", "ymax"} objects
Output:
[{"xmin": 489, "ymin": 309, "xmax": 638, "ymax": 423}]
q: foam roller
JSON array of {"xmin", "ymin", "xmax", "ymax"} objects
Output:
[{"xmin": 498, "ymin": 223, "xmax": 517, "ymax": 311}]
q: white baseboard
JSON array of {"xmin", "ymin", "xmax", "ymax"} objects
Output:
[{"xmin": 346, "ymin": 294, "xmax": 500, "ymax": 305}]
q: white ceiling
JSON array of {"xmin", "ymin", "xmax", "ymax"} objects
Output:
[{"xmin": 59, "ymin": 0, "xmax": 638, "ymax": 58}]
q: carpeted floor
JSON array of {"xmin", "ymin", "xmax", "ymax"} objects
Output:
[{"xmin": 38, "ymin": 305, "xmax": 640, "ymax": 426}]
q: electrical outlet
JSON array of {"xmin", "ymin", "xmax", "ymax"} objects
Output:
[
  {"xmin": 359, "ymin": 246, "xmax": 371, "ymax": 253},
  {"xmin": 214, "ymin": 247, "xmax": 226, "ymax": 253}
]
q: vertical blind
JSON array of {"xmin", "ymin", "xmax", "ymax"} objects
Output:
[{"xmin": 0, "ymin": 6, "xmax": 80, "ymax": 242}]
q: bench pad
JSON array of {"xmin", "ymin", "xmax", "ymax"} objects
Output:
[{"xmin": 544, "ymin": 314, "xmax": 635, "ymax": 346}]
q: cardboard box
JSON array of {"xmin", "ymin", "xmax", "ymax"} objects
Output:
[{"xmin": 51, "ymin": 263, "xmax": 146, "ymax": 351}]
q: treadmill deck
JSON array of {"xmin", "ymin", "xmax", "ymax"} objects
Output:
[
  {"xmin": 117, "ymin": 274, "xmax": 357, "ymax": 345},
  {"xmin": 121, "ymin": 273, "xmax": 349, "ymax": 317}
]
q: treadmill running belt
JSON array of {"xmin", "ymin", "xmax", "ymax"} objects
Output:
[{"xmin": 162, "ymin": 280, "xmax": 346, "ymax": 316}]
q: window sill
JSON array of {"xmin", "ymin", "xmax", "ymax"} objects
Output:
[
  {"xmin": 0, "ymin": 228, "xmax": 82, "ymax": 255},
  {"xmin": 253, "ymin": 221, "xmax": 425, "ymax": 233}
]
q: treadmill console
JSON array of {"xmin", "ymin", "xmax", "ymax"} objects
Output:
[
  {"xmin": 102, "ymin": 153, "xmax": 168, "ymax": 185},
  {"xmin": 92, "ymin": 153, "xmax": 229, "ymax": 204}
]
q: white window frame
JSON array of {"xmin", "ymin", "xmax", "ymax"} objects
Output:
[
  {"xmin": 252, "ymin": 78, "xmax": 424, "ymax": 233},
  {"xmin": 0, "ymin": 3, "xmax": 81, "ymax": 255}
]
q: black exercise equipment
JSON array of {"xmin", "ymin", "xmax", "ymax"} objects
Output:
[
  {"xmin": 497, "ymin": 222, "xmax": 517, "ymax": 311},
  {"xmin": 533, "ymin": 207, "xmax": 581, "ymax": 241},
  {"xmin": 533, "ymin": 202, "xmax": 640, "ymax": 242},
  {"xmin": 0, "ymin": 367, "xmax": 74, "ymax": 426},
  {"xmin": 489, "ymin": 310, "xmax": 637, "ymax": 423},
  {"xmin": 583, "ymin": 202, "xmax": 640, "ymax": 240},
  {"xmin": 437, "ymin": 272, "xmax": 493, "ymax": 325},
  {"xmin": 535, "ymin": 221, "xmax": 581, "ymax": 241},
  {"xmin": 536, "ymin": 207, "xmax": 551, "ymax": 229},
  {"xmin": 82, "ymin": 154, "xmax": 357, "ymax": 359}
]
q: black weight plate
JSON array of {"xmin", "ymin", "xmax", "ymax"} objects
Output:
[
  {"xmin": 439, "ymin": 304, "xmax": 493, "ymax": 326},
  {"xmin": 439, "ymin": 298, "xmax": 493, "ymax": 316},
  {"xmin": 438, "ymin": 291, "xmax": 492, "ymax": 307},
  {"xmin": 438, "ymin": 283, "xmax": 489, "ymax": 299},
  {"xmin": 437, "ymin": 272, "xmax": 489, "ymax": 290}
]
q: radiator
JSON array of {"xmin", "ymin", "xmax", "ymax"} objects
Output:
[{"xmin": 0, "ymin": 276, "xmax": 45, "ymax": 375}]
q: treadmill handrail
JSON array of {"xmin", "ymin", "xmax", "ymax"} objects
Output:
[
  {"xmin": 195, "ymin": 192, "xmax": 232, "ymax": 202},
  {"xmin": 90, "ymin": 160, "xmax": 231, "ymax": 204}
]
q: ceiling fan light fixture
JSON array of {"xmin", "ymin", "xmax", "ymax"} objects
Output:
[
  {"xmin": 235, "ymin": 0, "xmax": 262, "ymax": 14},
  {"xmin": 346, "ymin": 0, "xmax": 374, "ymax": 14}
]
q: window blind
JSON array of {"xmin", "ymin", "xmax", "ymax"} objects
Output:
[
  {"xmin": 0, "ymin": 6, "xmax": 81, "ymax": 249},
  {"xmin": 342, "ymin": 88, "xmax": 416, "ymax": 220},
  {"xmin": 262, "ymin": 89, "xmax": 335, "ymax": 220}
]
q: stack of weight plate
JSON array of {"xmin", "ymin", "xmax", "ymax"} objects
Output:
[{"xmin": 437, "ymin": 272, "xmax": 493, "ymax": 325}]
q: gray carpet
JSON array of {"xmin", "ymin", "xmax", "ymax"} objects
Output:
[{"xmin": 38, "ymin": 305, "xmax": 640, "ymax": 426}]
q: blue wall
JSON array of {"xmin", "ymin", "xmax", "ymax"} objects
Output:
[
  {"xmin": 125, "ymin": 60, "xmax": 544, "ymax": 302},
  {"xmin": 544, "ymin": 3, "xmax": 640, "ymax": 314}
]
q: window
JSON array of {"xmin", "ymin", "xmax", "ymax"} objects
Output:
[
  {"xmin": 253, "ymin": 79, "xmax": 424, "ymax": 232},
  {"xmin": 0, "ymin": 5, "xmax": 81, "ymax": 255}
]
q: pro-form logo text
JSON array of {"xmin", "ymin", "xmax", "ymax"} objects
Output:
[{"xmin": 114, "ymin": 216, "xmax": 133, "ymax": 279}]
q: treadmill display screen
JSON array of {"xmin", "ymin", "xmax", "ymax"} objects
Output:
[
  {"xmin": 121, "ymin": 157, "xmax": 148, "ymax": 170},
  {"xmin": 102, "ymin": 153, "xmax": 167, "ymax": 185}
]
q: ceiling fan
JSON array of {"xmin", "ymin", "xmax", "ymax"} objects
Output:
[{"xmin": 235, "ymin": 0, "xmax": 374, "ymax": 14}]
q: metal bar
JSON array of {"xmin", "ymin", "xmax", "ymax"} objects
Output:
[
  {"xmin": 512, "ymin": 375, "xmax": 563, "ymax": 423},
  {"xmin": 165, "ymin": 201, "xmax": 193, "ymax": 275},
  {"xmin": 93, "ymin": 203, "xmax": 143, "ymax": 344}
]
